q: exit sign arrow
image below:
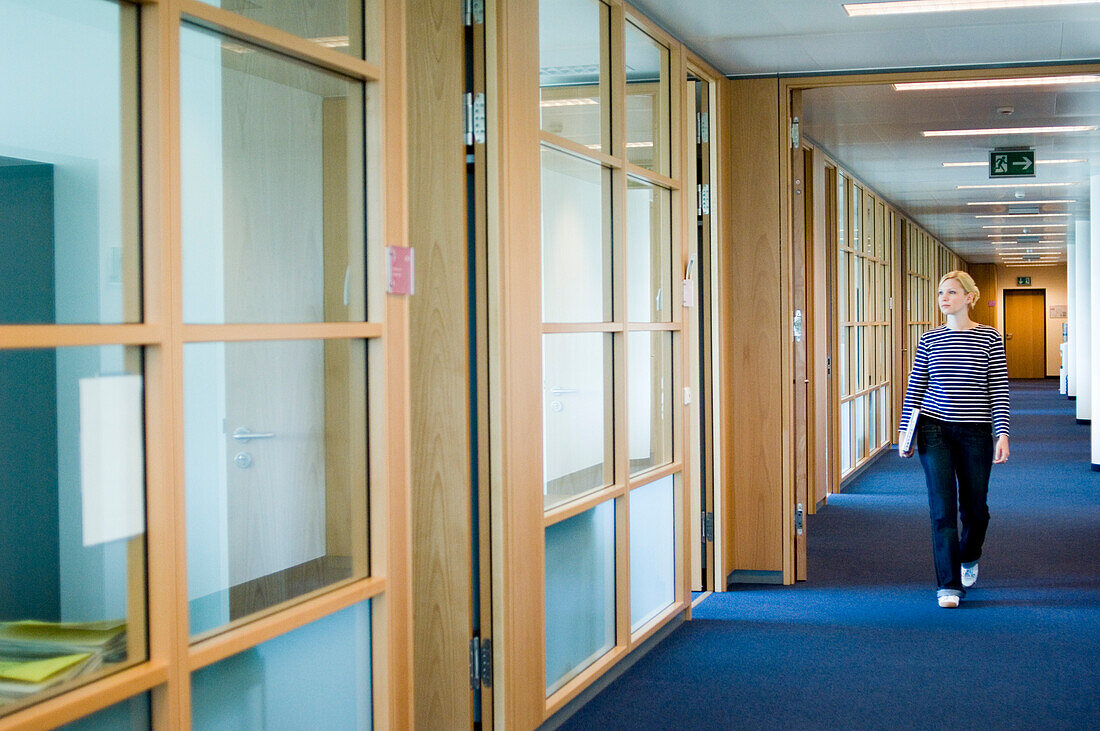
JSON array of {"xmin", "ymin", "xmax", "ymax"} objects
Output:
[{"xmin": 989, "ymin": 149, "xmax": 1035, "ymax": 178}]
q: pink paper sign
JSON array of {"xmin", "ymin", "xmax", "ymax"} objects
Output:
[{"xmin": 386, "ymin": 246, "xmax": 415, "ymax": 295}]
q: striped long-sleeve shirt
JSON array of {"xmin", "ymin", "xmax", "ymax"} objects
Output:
[{"xmin": 899, "ymin": 324, "xmax": 1010, "ymax": 437}]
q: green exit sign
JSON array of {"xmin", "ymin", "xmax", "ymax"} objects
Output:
[
  {"xmin": 1017, "ymin": 277, "xmax": 1032, "ymax": 286},
  {"xmin": 990, "ymin": 149, "xmax": 1035, "ymax": 178}
]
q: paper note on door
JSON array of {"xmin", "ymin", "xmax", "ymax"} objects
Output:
[{"xmin": 79, "ymin": 375, "xmax": 146, "ymax": 546}]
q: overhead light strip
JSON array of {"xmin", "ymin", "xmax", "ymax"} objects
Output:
[
  {"xmin": 846, "ymin": 0, "xmax": 1100, "ymax": 16},
  {"xmin": 1005, "ymin": 263, "xmax": 1063, "ymax": 267},
  {"xmin": 983, "ymin": 224, "xmax": 1066, "ymax": 229},
  {"xmin": 943, "ymin": 159, "xmax": 1085, "ymax": 167},
  {"xmin": 897, "ymin": 74, "xmax": 1100, "ymax": 90},
  {"xmin": 974, "ymin": 213, "xmax": 1071, "ymax": 218},
  {"xmin": 924, "ymin": 125, "xmax": 1097, "ymax": 136},
  {"xmin": 959, "ymin": 182, "xmax": 1078, "ymax": 189},
  {"xmin": 966, "ymin": 199, "xmax": 1074, "ymax": 205}
]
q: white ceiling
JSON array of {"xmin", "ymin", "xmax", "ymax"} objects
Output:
[{"xmin": 626, "ymin": 0, "xmax": 1100, "ymax": 264}]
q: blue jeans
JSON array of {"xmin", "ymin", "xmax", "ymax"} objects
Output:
[{"xmin": 916, "ymin": 417, "xmax": 994, "ymax": 594}]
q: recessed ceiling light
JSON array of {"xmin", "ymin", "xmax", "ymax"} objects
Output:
[
  {"xmin": 974, "ymin": 213, "xmax": 1071, "ymax": 218},
  {"xmin": 924, "ymin": 125, "xmax": 1097, "ymax": 137},
  {"xmin": 896, "ymin": 74, "xmax": 1100, "ymax": 90},
  {"xmin": 943, "ymin": 159, "xmax": 1085, "ymax": 167},
  {"xmin": 966, "ymin": 199, "xmax": 1074, "ymax": 205},
  {"xmin": 958, "ymin": 182, "xmax": 1078, "ymax": 189}
]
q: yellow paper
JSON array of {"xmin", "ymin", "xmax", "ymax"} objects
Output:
[
  {"xmin": 0, "ymin": 620, "xmax": 125, "ymax": 646},
  {"xmin": 0, "ymin": 653, "xmax": 91, "ymax": 683}
]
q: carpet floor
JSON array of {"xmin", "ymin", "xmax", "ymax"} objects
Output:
[{"xmin": 557, "ymin": 379, "xmax": 1100, "ymax": 729}]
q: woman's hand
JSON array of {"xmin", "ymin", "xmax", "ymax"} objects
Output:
[
  {"xmin": 898, "ymin": 436, "xmax": 914, "ymax": 459},
  {"xmin": 993, "ymin": 434, "xmax": 1010, "ymax": 464}
]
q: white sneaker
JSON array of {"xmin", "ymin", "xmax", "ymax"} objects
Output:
[
  {"xmin": 961, "ymin": 563, "xmax": 979, "ymax": 588},
  {"xmin": 938, "ymin": 594, "xmax": 960, "ymax": 608}
]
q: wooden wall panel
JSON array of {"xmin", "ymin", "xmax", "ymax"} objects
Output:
[
  {"xmin": 722, "ymin": 78, "xmax": 785, "ymax": 575},
  {"xmin": 407, "ymin": 0, "xmax": 473, "ymax": 727},
  {"xmin": 968, "ymin": 263, "xmax": 998, "ymax": 328}
]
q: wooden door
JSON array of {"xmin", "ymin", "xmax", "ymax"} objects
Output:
[
  {"xmin": 1004, "ymin": 289, "xmax": 1046, "ymax": 378},
  {"xmin": 222, "ymin": 64, "xmax": 328, "ymax": 588}
]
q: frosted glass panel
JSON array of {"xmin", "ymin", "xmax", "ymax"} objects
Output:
[
  {"xmin": 184, "ymin": 340, "xmax": 367, "ymax": 638},
  {"xmin": 0, "ymin": 346, "xmax": 146, "ymax": 717},
  {"xmin": 629, "ymin": 332, "xmax": 672, "ymax": 476},
  {"xmin": 630, "ymin": 475, "xmax": 675, "ymax": 631},
  {"xmin": 545, "ymin": 502, "xmax": 615, "ymax": 696},
  {"xmin": 543, "ymin": 334, "xmax": 612, "ymax": 509},
  {"xmin": 180, "ymin": 23, "xmax": 366, "ymax": 324},
  {"xmin": 541, "ymin": 148, "xmax": 612, "ymax": 323},
  {"xmin": 0, "ymin": 0, "xmax": 139, "ymax": 325},
  {"xmin": 539, "ymin": 0, "xmax": 609, "ymax": 152},
  {"xmin": 627, "ymin": 179, "xmax": 672, "ymax": 322},
  {"xmin": 191, "ymin": 600, "xmax": 371, "ymax": 730},
  {"xmin": 61, "ymin": 693, "xmax": 149, "ymax": 730},
  {"xmin": 624, "ymin": 22, "xmax": 669, "ymax": 175}
]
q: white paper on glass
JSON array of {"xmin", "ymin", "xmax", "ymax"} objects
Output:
[{"xmin": 80, "ymin": 375, "xmax": 146, "ymax": 546}]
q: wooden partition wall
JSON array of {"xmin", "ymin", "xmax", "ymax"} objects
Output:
[{"xmin": 0, "ymin": 1, "xmax": 411, "ymax": 729}]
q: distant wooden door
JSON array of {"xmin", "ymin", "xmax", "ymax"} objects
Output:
[{"xmin": 1003, "ymin": 289, "xmax": 1046, "ymax": 378}]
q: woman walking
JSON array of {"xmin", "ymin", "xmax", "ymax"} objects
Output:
[{"xmin": 899, "ymin": 271, "xmax": 1010, "ymax": 608}]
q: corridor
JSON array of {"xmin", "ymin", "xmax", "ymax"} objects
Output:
[{"xmin": 559, "ymin": 380, "xmax": 1100, "ymax": 729}]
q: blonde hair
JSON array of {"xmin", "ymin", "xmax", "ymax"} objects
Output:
[{"xmin": 939, "ymin": 270, "xmax": 979, "ymax": 309}]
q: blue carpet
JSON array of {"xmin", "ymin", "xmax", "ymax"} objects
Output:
[{"xmin": 557, "ymin": 380, "xmax": 1100, "ymax": 729}]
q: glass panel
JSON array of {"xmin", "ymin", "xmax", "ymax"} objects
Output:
[
  {"xmin": 837, "ymin": 173, "xmax": 846, "ymax": 248},
  {"xmin": 541, "ymin": 148, "xmax": 612, "ymax": 323},
  {"xmin": 539, "ymin": 0, "xmax": 609, "ymax": 152},
  {"xmin": 868, "ymin": 389, "xmax": 878, "ymax": 451},
  {"xmin": 192, "ymin": 599, "xmax": 371, "ymax": 729},
  {"xmin": 60, "ymin": 693, "xmax": 150, "ymax": 730},
  {"xmin": 180, "ymin": 24, "xmax": 366, "ymax": 324},
  {"xmin": 840, "ymin": 400, "xmax": 851, "ymax": 474},
  {"xmin": 543, "ymin": 334, "xmax": 612, "ymax": 510},
  {"xmin": 629, "ymin": 332, "xmax": 672, "ymax": 476},
  {"xmin": 624, "ymin": 22, "xmax": 669, "ymax": 175},
  {"xmin": 184, "ymin": 340, "xmax": 367, "ymax": 638},
  {"xmin": 192, "ymin": 0, "xmax": 366, "ymax": 59},
  {"xmin": 853, "ymin": 395, "xmax": 865, "ymax": 462},
  {"xmin": 627, "ymin": 179, "xmax": 672, "ymax": 322},
  {"xmin": 545, "ymin": 502, "xmax": 615, "ymax": 696},
  {"xmin": 0, "ymin": 0, "xmax": 139, "ymax": 325},
  {"xmin": 630, "ymin": 475, "xmax": 674, "ymax": 631},
  {"xmin": 0, "ymin": 346, "xmax": 146, "ymax": 716}
]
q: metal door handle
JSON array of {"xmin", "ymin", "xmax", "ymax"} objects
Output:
[
  {"xmin": 549, "ymin": 387, "xmax": 578, "ymax": 396},
  {"xmin": 232, "ymin": 427, "xmax": 276, "ymax": 443}
]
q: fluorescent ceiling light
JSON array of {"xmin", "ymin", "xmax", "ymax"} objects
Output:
[
  {"xmin": 845, "ymin": 1, "xmax": 1100, "ymax": 16},
  {"xmin": 897, "ymin": 75, "xmax": 1100, "ymax": 90},
  {"xmin": 976, "ymin": 211, "xmax": 1069, "ymax": 216},
  {"xmin": 983, "ymin": 224, "xmax": 1066, "ymax": 229},
  {"xmin": 1005, "ymin": 263, "xmax": 1062, "ymax": 267},
  {"xmin": 924, "ymin": 125, "xmax": 1097, "ymax": 136},
  {"xmin": 967, "ymin": 199, "xmax": 1074, "ymax": 205},
  {"xmin": 943, "ymin": 159, "xmax": 1085, "ymax": 167},
  {"xmin": 996, "ymin": 247, "xmax": 1063, "ymax": 251},
  {"xmin": 541, "ymin": 98, "xmax": 598, "ymax": 107},
  {"xmin": 310, "ymin": 36, "xmax": 350, "ymax": 48},
  {"xmin": 958, "ymin": 182, "xmax": 1078, "ymax": 189}
]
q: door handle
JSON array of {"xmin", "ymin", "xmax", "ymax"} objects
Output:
[
  {"xmin": 232, "ymin": 427, "xmax": 276, "ymax": 443},
  {"xmin": 1005, "ymin": 333, "xmax": 1013, "ymax": 340},
  {"xmin": 549, "ymin": 387, "xmax": 578, "ymax": 396}
]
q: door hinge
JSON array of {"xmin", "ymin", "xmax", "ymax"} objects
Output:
[
  {"xmin": 790, "ymin": 116, "xmax": 800, "ymax": 149},
  {"xmin": 795, "ymin": 503, "xmax": 804, "ymax": 536},
  {"xmin": 470, "ymin": 636, "xmax": 492, "ymax": 689},
  {"xmin": 702, "ymin": 511, "xmax": 714, "ymax": 543},
  {"xmin": 826, "ymin": 355, "xmax": 832, "ymax": 376},
  {"xmin": 697, "ymin": 183, "xmax": 710, "ymax": 216},
  {"xmin": 792, "ymin": 309, "xmax": 803, "ymax": 343},
  {"xmin": 464, "ymin": 92, "xmax": 486, "ymax": 146},
  {"xmin": 463, "ymin": 0, "xmax": 484, "ymax": 25},
  {"xmin": 697, "ymin": 111, "xmax": 709, "ymax": 143}
]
